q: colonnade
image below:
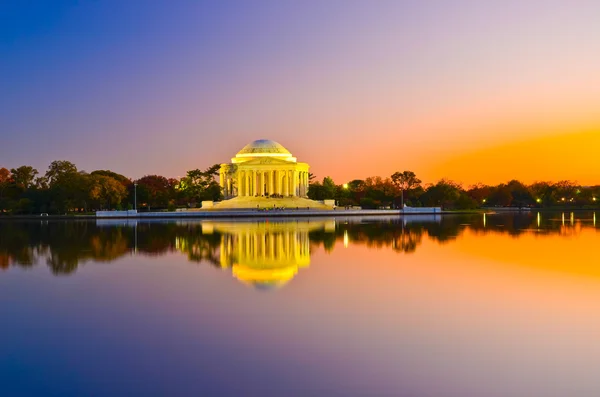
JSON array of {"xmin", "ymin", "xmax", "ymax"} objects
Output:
[{"xmin": 222, "ymin": 169, "xmax": 309, "ymax": 198}]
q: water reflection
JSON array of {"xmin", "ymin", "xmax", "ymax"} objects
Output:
[
  {"xmin": 2, "ymin": 214, "xmax": 600, "ymax": 397},
  {"xmin": 207, "ymin": 220, "xmax": 322, "ymax": 289},
  {"xmin": 0, "ymin": 212, "xmax": 597, "ymax": 280}
]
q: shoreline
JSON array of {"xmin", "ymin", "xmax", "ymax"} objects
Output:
[
  {"xmin": 1, "ymin": 209, "xmax": 490, "ymax": 220},
  {"xmin": 0, "ymin": 207, "xmax": 595, "ymax": 221}
]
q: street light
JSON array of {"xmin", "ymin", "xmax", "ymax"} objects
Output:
[
  {"xmin": 134, "ymin": 183, "xmax": 138, "ymax": 211},
  {"xmin": 401, "ymin": 188, "xmax": 404, "ymax": 209}
]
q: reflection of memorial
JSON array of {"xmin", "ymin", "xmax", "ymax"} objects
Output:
[{"xmin": 206, "ymin": 220, "xmax": 331, "ymax": 289}]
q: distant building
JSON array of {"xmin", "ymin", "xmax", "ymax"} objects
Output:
[{"xmin": 220, "ymin": 139, "xmax": 310, "ymax": 198}]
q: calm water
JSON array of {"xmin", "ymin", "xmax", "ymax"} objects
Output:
[{"xmin": 1, "ymin": 212, "xmax": 599, "ymax": 397}]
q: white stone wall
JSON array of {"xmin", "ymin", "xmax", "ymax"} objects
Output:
[
  {"xmin": 402, "ymin": 206, "xmax": 441, "ymax": 213},
  {"xmin": 95, "ymin": 210, "xmax": 138, "ymax": 217}
]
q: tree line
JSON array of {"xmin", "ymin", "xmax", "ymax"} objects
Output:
[
  {"xmin": 1, "ymin": 160, "xmax": 598, "ymax": 214},
  {"xmin": 308, "ymin": 171, "xmax": 600, "ymax": 209},
  {"xmin": 0, "ymin": 161, "xmax": 222, "ymax": 214}
]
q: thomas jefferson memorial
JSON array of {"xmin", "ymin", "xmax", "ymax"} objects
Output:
[{"xmin": 220, "ymin": 139, "xmax": 310, "ymax": 198}]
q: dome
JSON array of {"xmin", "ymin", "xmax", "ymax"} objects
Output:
[
  {"xmin": 232, "ymin": 139, "xmax": 296, "ymax": 163},
  {"xmin": 237, "ymin": 139, "xmax": 291, "ymax": 155}
]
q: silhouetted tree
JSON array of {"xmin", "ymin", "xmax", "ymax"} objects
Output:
[{"xmin": 391, "ymin": 171, "xmax": 422, "ymax": 207}]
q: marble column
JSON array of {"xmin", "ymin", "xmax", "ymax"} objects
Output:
[
  {"xmin": 264, "ymin": 171, "xmax": 268, "ymax": 196},
  {"xmin": 219, "ymin": 169, "xmax": 224, "ymax": 196},
  {"xmin": 292, "ymin": 171, "xmax": 297, "ymax": 196},
  {"xmin": 260, "ymin": 172, "xmax": 264, "ymax": 196},
  {"xmin": 282, "ymin": 172, "xmax": 286, "ymax": 196},
  {"xmin": 248, "ymin": 171, "xmax": 252, "ymax": 196},
  {"xmin": 240, "ymin": 172, "xmax": 245, "ymax": 197},
  {"xmin": 256, "ymin": 171, "xmax": 260, "ymax": 196},
  {"xmin": 290, "ymin": 170, "xmax": 298, "ymax": 196},
  {"xmin": 268, "ymin": 171, "xmax": 272, "ymax": 196},
  {"xmin": 247, "ymin": 171, "xmax": 250, "ymax": 196}
]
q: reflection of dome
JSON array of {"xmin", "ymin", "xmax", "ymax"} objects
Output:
[
  {"xmin": 232, "ymin": 139, "xmax": 296, "ymax": 163},
  {"xmin": 232, "ymin": 264, "xmax": 297, "ymax": 290}
]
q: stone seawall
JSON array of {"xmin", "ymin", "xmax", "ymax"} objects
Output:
[
  {"xmin": 403, "ymin": 206, "xmax": 442, "ymax": 213},
  {"xmin": 96, "ymin": 210, "xmax": 138, "ymax": 218},
  {"xmin": 96, "ymin": 207, "xmax": 443, "ymax": 219}
]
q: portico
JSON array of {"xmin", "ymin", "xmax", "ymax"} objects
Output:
[{"xmin": 220, "ymin": 139, "xmax": 310, "ymax": 198}]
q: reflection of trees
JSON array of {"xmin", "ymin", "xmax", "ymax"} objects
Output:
[
  {"xmin": 309, "ymin": 221, "xmax": 425, "ymax": 254},
  {"xmin": 0, "ymin": 222, "xmax": 41, "ymax": 267},
  {"xmin": 135, "ymin": 222, "xmax": 185, "ymax": 255},
  {"xmin": 0, "ymin": 211, "xmax": 597, "ymax": 276},
  {"xmin": 394, "ymin": 229, "xmax": 422, "ymax": 253},
  {"xmin": 309, "ymin": 230, "xmax": 338, "ymax": 253},
  {"xmin": 0, "ymin": 221, "xmax": 223, "ymax": 275},
  {"xmin": 46, "ymin": 254, "xmax": 79, "ymax": 275},
  {"xmin": 176, "ymin": 232, "xmax": 221, "ymax": 266},
  {"xmin": 0, "ymin": 254, "xmax": 9, "ymax": 269},
  {"xmin": 89, "ymin": 234, "xmax": 130, "ymax": 262},
  {"xmin": 0, "ymin": 221, "xmax": 136, "ymax": 275},
  {"xmin": 309, "ymin": 211, "xmax": 599, "ymax": 254}
]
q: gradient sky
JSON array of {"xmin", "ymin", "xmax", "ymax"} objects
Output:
[{"xmin": 1, "ymin": 1, "xmax": 599, "ymax": 185}]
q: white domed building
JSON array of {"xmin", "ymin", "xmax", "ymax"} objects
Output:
[{"xmin": 219, "ymin": 139, "xmax": 311, "ymax": 199}]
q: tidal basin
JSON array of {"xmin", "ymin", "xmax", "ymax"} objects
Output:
[{"xmin": 1, "ymin": 212, "xmax": 599, "ymax": 397}]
